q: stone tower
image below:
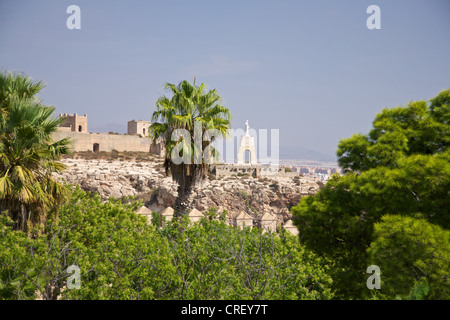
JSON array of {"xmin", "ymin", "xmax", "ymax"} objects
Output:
[
  {"xmin": 127, "ymin": 120, "xmax": 151, "ymax": 136},
  {"xmin": 237, "ymin": 120, "xmax": 257, "ymax": 165},
  {"xmin": 59, "ymin": 113, "xmax": 88, "ymax": 133}
]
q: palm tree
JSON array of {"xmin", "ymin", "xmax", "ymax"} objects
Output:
[
  {"xmin": 0, "ymin": 71, "xmax": 70, "ymax": 233},
  {"xmin": 150, "ymin": 80, "xmax": 231, "ymax": 218}
]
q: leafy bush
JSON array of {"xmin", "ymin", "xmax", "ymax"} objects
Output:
[
  {"xmin": 292, "ymin": 90, "xmax": 450, "ymax": 299},
  {"xmin": 1, "ymin": 187, "xmax": 173, "ymax": 300},
  {"xmin": 0, "ymin": 187, "xmax": 333, "ymax": 300},
  {"xmin": 367, "ymin": 215, "xmax": 450, "ymax": 299},
  {"xmin": 158, "ymin": 215, "xmax": 334, "ymax": 300}
]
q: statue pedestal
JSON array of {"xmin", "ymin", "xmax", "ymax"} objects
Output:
[{"xmin": 237, "ymin": 135, "xmax": 257, "ymax": 165}]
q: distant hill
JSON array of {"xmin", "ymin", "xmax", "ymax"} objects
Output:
[{"xmin": 279, "ymin": 146, "xmax": 337, "ymax": 162}]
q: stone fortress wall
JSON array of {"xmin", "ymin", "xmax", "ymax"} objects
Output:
[
  {"xmin": 53, "ymin": 114, "xmax": 163, "ymax": 154},
  {"xmin": 52, "ymin": 130, "xmax": 160, "ymax": 153}
]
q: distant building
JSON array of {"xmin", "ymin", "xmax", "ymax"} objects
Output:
[
  {"xmin": 299, "ymin": 167, "xmax": 310, "ymax": 174},
  {"xmin": 59, "ymin": 113, "xmax": 88, "ymax": 133},
  {"xmin": 54, "ymin": 114, "xmax": 163, "ymax": 155},
  {"xmin": 314, "ymin": 168, "xmax": 328, "ymax": 174},
  {"xmin": 127, "ymin": 120, "xmax": 151, "ymax": 136}
]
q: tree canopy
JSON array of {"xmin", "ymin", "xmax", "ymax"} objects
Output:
[
  {"xmin": 337, "ymin": 90, "xmax": 449, "ymax": 173},
  {"xmin": 0, "ymin": 188, "xmax": 333, "ymax": 300},
  {"xmin": 368, "ymin": 215, "xmax": 449, "ymax": 299},
  {"xmin": 292, "ymin": 89, "xmax": 450, "ymax": 299}
]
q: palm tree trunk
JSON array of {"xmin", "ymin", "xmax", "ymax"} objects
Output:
[
  {"xmin": 174, "ymin": 182, "xmax": 194, "ymax": 219},
  {"xmin": 21, "ymin": 204, "xmax": 27, "ymax": 232}
]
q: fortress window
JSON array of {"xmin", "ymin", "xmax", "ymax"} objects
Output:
[
  {"xmin": 143, "ymin": 128, "xmax": 146, "ymax": 135},
  {"xmin": 78, "ymin": 125, "xmax": 82, "ymax": 132},
  {"xmin": 93, "ymin": 143, "xmax": 99, "ymax": 153}
]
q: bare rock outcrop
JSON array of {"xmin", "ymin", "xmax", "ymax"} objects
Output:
[{"xmin": 54, "ymin": 158, "xmax": 321, "ymax": 229}]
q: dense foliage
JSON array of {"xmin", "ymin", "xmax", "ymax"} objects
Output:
[
  {"xmin": 368, "ymin": 215, "xmax": 449, "ymax": 299},
  {"xmin": 292, "ymin": 89, "xmax": 450, "ymax": 299},
  {"xmin": 337, "ymin": 90, "xmax": 449, "ymax": 172},
  {"xmin": 0, "ymin": 187, "xmax": 333, "ymax": 300}
]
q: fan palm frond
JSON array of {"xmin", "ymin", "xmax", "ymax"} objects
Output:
[
  {"xmin": 150, "ymin": 80, "xmax": 232, "ymax": 217},
  {"xmin": 0, "ymin": 71, "xmax": 71, "ymax": 232}
]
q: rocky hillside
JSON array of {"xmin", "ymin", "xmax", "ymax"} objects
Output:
[{"xmin": 54, "ymin": 153, "xmax": 321, "ymax": 230}]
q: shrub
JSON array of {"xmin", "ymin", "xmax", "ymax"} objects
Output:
[
  {"xmin": 269, "ymin": 181, "xmax": 279, "ymax": 191},
  {"xmin": 0, "ymin": 188, "xmax": 334, "ymax": 300},
  {"xmin": 367, "ymin": 215, "xmax": 450, "ymax": 299}
]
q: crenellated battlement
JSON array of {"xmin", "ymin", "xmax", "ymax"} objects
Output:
[{"xmin": 58, "ymin": 113, "xmax": 88, "ymax": 133}]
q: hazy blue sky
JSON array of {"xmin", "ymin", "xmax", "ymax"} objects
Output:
[{"xmin": 1, "ymin": 0, "xmax": 449, "ymax": 160}]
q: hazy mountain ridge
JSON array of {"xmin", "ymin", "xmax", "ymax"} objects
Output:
[{"xmin": 279, "ymin": 146, "xmax": 337, "ymax": 162}]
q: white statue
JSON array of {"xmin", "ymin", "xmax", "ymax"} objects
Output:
[{"xmin": 238, "ymin": 120, "xmax": 256, "ymax": 165}]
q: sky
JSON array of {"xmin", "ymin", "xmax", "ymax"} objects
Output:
[{"xmin": 0, "ymin": 0, "xmax": 449, "ymax": 161}]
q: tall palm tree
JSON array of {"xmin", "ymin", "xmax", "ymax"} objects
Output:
[
  {"xmin": 0, "ymin": 71, "xmax": 70, "ymax": 233},
  {"xmin": 150, "ymin": 80, "xmax": 231, "ymax": 218}
]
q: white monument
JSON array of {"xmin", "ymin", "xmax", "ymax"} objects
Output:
[{"xmin": 237, "ymin": 120, "xmax": 257, "ymax": 165}]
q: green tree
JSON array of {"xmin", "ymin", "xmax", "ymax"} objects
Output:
[
  {"xmin": 150, "ymin": 80, "xmax": 231, "ymax": 217},
  {"xmin": 0, "ymin": 71, "xmax": 45, "ymax": 113},
  {"xmin": 367, "ymin": 215, "xmax": 450, "ymax": 300},
  {"xmin": 1, "ymin": 188, "xmax": 334, "ymax": 300},
  {"xmin": 0, "ymin": 187, "xmax": 176, "ymax": 300},
  {"xmin": 337, "ymin": 90, "xmax": 449, "ymax": 173},
  {"xmin": 0, "ymin": 72, "xmax": 70, "ymax": 232},
  {"xmin": 0, "ymin": 213, "xmax": 37, "ymax": 299},
  {"xmin": 292, "ymin": 90, "xmax": 450, "ymax": 299},
  {"xmin": 158, "ymin": 211, "xmax": 333, "ymax": 300}
]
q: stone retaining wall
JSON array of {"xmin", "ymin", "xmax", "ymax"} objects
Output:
[{"xmin": 52, "ymin": 131, "xmax": 163, "ymax": 154}]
